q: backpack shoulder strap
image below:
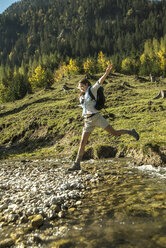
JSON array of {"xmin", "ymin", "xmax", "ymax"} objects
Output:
[{"xmin": 88, "ymin": 86, "xmax": 95, "ymax": 100}]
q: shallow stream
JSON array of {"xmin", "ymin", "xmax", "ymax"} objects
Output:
[
  {"xmin": 50, "ymin": 159, "xmax": 166, "ymax": 248},
  {"xmin": 0, "ymin": 158, "xmax": 166, "ymax": 248}
]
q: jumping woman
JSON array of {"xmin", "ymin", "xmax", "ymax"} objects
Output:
[{"xmin": 68, "ymin": 64, "xmax": 139, "ymax": 171}]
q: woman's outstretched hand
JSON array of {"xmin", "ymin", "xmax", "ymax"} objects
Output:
[
  {"xmin": 99, "ymin": 64, "xmax": 113, "ymax": 84},
  {"xmin": 105, "ymin": 64, "xmax": 113, "ymax": 75}
]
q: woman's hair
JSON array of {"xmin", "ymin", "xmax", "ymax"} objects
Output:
[
  {"xmin": 78, "ymin": 78, "xmax": 91, "ymax": 98},
  {"xmin": 78, "ymin": 78, "xmax": 91, "ymax": 87}
]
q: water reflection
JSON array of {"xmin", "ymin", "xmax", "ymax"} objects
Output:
[{"xmin": 53, "ymin": 159, "xmax": 166, "ymax": 248}]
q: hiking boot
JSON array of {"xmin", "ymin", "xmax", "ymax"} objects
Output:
[
  {"xmin": 130, "ymin": 129, "xmax": 139, "ymax": 141},
  {"xmin": 68, "ymin": 162, "xmax": 81, "ymax": 171}
]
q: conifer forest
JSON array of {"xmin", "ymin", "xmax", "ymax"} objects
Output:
[{"xmin": 0, "ymin": 0, "xmax": 166, "ymax": 102}]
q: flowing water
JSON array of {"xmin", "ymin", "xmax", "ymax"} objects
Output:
[
  {"xmin": 1, "ymin": 158, "xmax": 166, "ymax": 248},
  {"xmin": 49, "ymin": 159, "xmax": 166, "ymax": 248}
]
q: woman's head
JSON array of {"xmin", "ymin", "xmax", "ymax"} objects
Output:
[{"xmin": 78, "ymin": 78, "xmax": 91, "ymax": 93}]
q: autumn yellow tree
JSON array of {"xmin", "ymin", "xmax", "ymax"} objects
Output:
[
  {"xmin": 153, "ymin": 38, "xmax": 160, "ymax": 56},
  {"xmin": 65, "ymin": 59, "xmax": 80, "ymax": 75},
  {"xmin": 97, "ymin": 51, "xmax": 109, "ymax": 72},
  {"xmin": 158, "ymin": 49, "xmax": 166, "ymax": 74},
  {"xmin": 139, "ymin": 36, "xmax": 166, "ymax": 76},
  {"xmin": 157, "ymin": 36, "xmax": 166, "ymax": 75},
  {"xmin": 29, "ymin": 65, "xmax": 50, "ymax": 90},
  {"xmin": 83, "ymin": 57, "xmax": 97, "ymax": 74},
  {"xmin": 144, "ymin": 40, "xmax": 153, "ymax": 58},
  {"xmin": 121, "ymin": 57, "xmax": 139, "ymax": 74},
  {"xmin": 54, "ymin": 63, "xmax": 66, "ymax": 82}
]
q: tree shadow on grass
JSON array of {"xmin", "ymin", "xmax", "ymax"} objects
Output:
[
  {"xmin": 0, "ymin": 136, "xmax": 54, "ymax": 159},
  {"xmin": 0, "ymin": 97, "xmax": 62, "ymax": 118}
]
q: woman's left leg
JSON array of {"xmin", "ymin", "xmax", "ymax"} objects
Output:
[
  {"xmin": 105, "ymin": 125, "xmax": 139, "ymax": 140},
  {"xmin": 105, "ymin": 125, "xmax": 130, "ymax": 136}
]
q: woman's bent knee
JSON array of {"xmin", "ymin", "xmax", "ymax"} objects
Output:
[{"xmin": 105, "ymin": 125, "xmax": 119, "ymax": 136}]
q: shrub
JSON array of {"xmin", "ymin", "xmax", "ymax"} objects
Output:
[
  {"xmin": 64, "ymin": 59, "xmax": 80, "ymax": 76},
  {"xmin": 54, "ymin": 64, "xmax": 65, "ymax": 82},
  {"xmin": 83, "ymin": 57, "xmax": 97, "ymax": 74},
  {"xmin": 121, "ymin": 57, "xmax": 139, "ymax": 75},
  {"xmin": 29, "ymin": 65, "xmax": 53, "ymax": 90},
  {"xmin": 0, "ymin": 72, "xmax": 30, "ymax": 103}
]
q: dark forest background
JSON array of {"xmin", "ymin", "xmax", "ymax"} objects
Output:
[{"xmin": 0, "ymin": 0, "xmax": 166, "ymax": 102}]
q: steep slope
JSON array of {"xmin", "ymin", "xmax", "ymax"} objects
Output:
[{"xmin": 0, "ymin": 73, "xmax": 165, "ymax": 165}]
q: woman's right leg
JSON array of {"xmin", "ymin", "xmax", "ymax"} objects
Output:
[
  {"xmin": 68, "ymin": 131, "xmax": 91, "ymax": 171},
  {"xmin": 75, "ymin": 131, "xmax": 91, "ymax": 164}
]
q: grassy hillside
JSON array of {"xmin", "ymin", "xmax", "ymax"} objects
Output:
[{"xmin": 0, "ymin": 73, "xmax": 166, "ymax": 165}]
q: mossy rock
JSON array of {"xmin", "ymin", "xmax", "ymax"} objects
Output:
[
  {"xmin": 83, "ymin": 147, "xmax": 94, "ymax": 160},
  {"xmin": 156, "ymin": 237, "xmax": 166, "ymax": 248},
  {"xmin": 72, "ymin": 145, "xmax": 117, "ymax": 161},
  {"xmin": 126, "ymin": 204, "xmax": 152, "ymax": 217},
  {"xmin": 48, "ymin": 239, "xmax": 73, "ymax": 248},
  {"xmin": 94, "ymin": 145, "xmax": 117, "ymax": 159},
  {"xmin": 29, "ymin": 214, "xmax": 44, "ymax": 229},
  {"xmin": 71, "ymin": 147, "xmax": 94, "ymax": 161}
]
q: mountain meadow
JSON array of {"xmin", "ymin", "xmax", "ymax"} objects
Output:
[
  {"xmin": 0, "ymin": 71, "xmax": 165, "ymax": 165},
  {"xmin": 0, "ymin": 0, "xmax": 166, "ymax": 165},
  {"xmin": 1, "ymin": 1, "xmax": 166, "ymax": 247}
]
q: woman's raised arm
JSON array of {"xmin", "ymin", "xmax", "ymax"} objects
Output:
[{"xmin": 98, "ymin": 64, "xmax": 112, "ymax": 85}]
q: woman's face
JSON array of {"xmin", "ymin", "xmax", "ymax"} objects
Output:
[{"xmin": 78, "ymin": 82, "xmax": 88, "ymax": 92}]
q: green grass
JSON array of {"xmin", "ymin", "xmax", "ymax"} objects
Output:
[{"xmin": 0, "ymin": 73, "xmax": 165, "ymax": 160}]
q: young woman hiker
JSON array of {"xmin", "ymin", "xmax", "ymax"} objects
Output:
[{"xmin": 68, "ymin": 64, "xmax": 139, "ymax": 171}]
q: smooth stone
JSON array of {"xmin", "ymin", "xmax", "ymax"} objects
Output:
[
  {"xmin": 156, "ymin": 237, "xmax": 166, "ymax": 247},
  {"xmin": 30, "ymin": 214, "xmax": 44, "ymax": 229},
  {"xmin": 48, "ymin": 239, "xmax": 73, "ymax": 248},
  {"xmin": 7, "ymin": 214, "xmax": 19, "ymax": 222},
  {"xmin": 0, "ymin": 238, "xmax": 14, "ymax": 248},
  {"xmin": 0, "ymin": 204, "xmax": 8, "ymax": 211},
  {"xmin": 68, "ymin": 207, "xmax": 76, "ymax": 213},
  {"xmin": 76, "ymin": 201, "xmax": 82, "ymax": 206},
  {"xmin": 20, "ymin": 216, "xmax": 29, "ymax": 224},
  {"xmin": 50, "ymin": 204, "xmax": 61, "ymax": 213},
  {"xmin": 10, "ymin": 231, "xmax": 24, "ymax": 241},
  {"xmin": 58, "ymin": 211, "xmax": 65, "ymax": 218}
]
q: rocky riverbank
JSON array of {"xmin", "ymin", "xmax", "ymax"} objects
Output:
[
  {"xmin": 123, "ymin": 146, "xmax": 166, "ymax": 167},
  {"xmin": 1, "ymin": 157, "xmax": 166, "ymax": 248},
  {"xmin": 0, "ymin": 158, "xmax": 102, "ymax": 247},
  {"xmin": 78, "ymin": 144, "xmax": 166, "ymax": 167}
]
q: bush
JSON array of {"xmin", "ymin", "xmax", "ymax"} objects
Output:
[
  {"xmin": 64, "ymin": 59, "xmax": 80, "ymax": 76},
  {"xmin": 121, "ymin": 57, "xmax": 139, "ymax": 75},
  {"xmin": 54, "ymin": 64, "xmax": 65, "ymax": 82},
  {"xmin": 29, "ymin": 65, "xmax": 53, "ymax": 90},
  {"xmin": 0, "ymin": 72, "xmax": 31, "ymax": 103},
  {"xmin": 83, "ymin": 57, "xmax": 97, "ymax": 74}
]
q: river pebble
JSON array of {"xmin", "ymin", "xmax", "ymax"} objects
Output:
[
  {"xmin": 1, "ymin": 158, "xmax": 166, "ymax": 248},
  {"xmin": 0, "ymin": 158, "xmax": 99, "ymax": 225}
]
